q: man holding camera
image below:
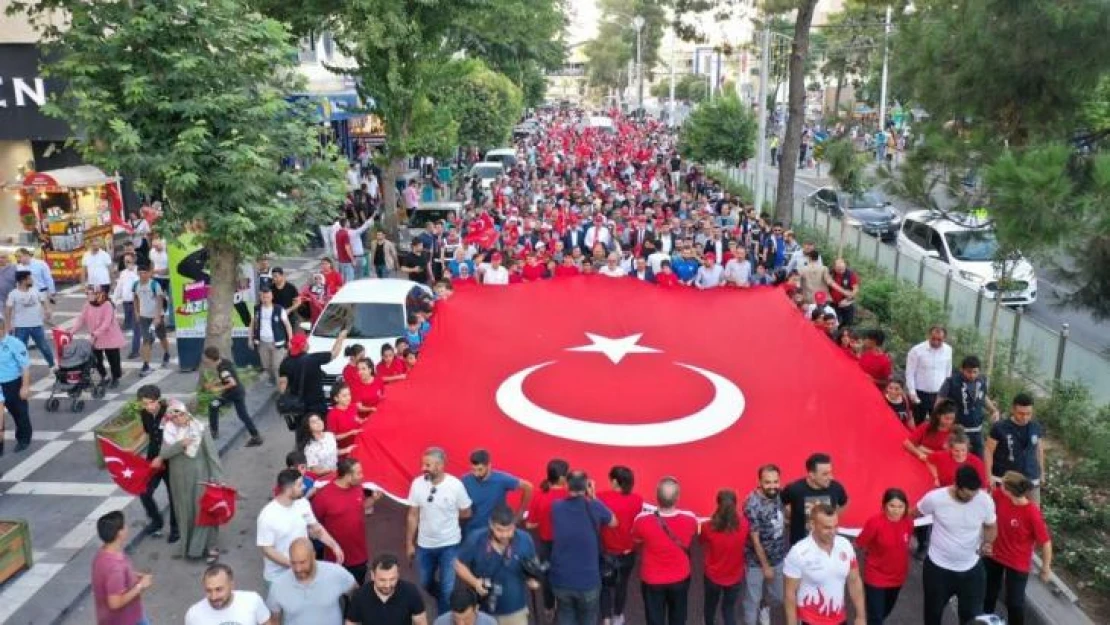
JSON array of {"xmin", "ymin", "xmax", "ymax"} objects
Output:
[{"xmin": 454, "ymin": 504, "xmax": 540, "ymax": 625}]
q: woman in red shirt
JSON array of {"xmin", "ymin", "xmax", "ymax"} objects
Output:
[
  {"xmin": 596, "ymin": 466, "xmax": 644, "ymax": 625},
  {"xmin": 524, "ymin": 458, "xmax": 570, "ymax": 618},
  {"xmin": 377, "ymin": 344, "xmax": 408, "ymax": 383},
  {"xmin": 325, "ymin": 383, "xmax": 361, "ymax": 458},
  {"xmin": 985, "ymin": 472, "xmax": 1053, "ymax": 625},
  {"xmin": 341, "ymin": 344, "xmax": 365, "ymax": 388},
  {"xmin": 698, "ymin": 488, "xmax": 749, "ymax": 625},
  {"xmin": 856, "ymin": 488, "xmax": 914, "ymax": 624},
  {"xmin": 858, "ymin": 329, "xmax": 893, "ymax": 388},
  {"xmin": 926, "ymin": 427, "xmax": 988, "ymax": 488},
  {"xmin": 348, "ymin": 358, "xmax": 384, "ymax": 421},
  {"xmin": 903, "ymin": 399, "xmax": 957, "ymax": 462}
]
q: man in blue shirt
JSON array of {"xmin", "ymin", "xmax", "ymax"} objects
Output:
[
  {"xmin": 670, "ymin": 247, "xmax": 700, "ymax": 285},
  {"xmin": 549, "ymin": 471, "xmax": 615, "ymax": 625},
  {"xmin": 454, "ymin": 505, "xmax": 539, "ymax": 624},
  {"xmin": 0, "ymin": 316, "xmax": 32, "ymax": 453},
  {"xmin": 461, "ymin": 450, "xmax": 533, "ymax": 539}
]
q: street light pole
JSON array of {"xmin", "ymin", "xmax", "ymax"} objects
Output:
[
  {"xmin": 632, "ymin": 15, "xmax": 645, "ymax": 111},
  {"xmin": 879, "ymin": 4, "xmax": 892, "ymax": 131},
  {"xmin": 754, "ymin": 21, "xmax": 771, "ymax": 212},
  {"xmin": 668, "ymin": 36, "xmax": 677, "ymax": 126}
]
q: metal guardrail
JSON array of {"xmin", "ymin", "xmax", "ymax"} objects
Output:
[{"xmin": 720, "ymin": 165, "xmax": 1110, "ymax": 406}]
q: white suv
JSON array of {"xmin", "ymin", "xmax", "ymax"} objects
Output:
[{"xmin": 896, "ymin": 210, "xmax": 1037, "ymax": 305}]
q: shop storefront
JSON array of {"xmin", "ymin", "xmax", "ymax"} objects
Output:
[{"xmin": 288, "ymin": 90, "xmax": 368, "ymax": 161}]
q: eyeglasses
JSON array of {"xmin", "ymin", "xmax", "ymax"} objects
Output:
[{"xmin": 427, "ymin": 486, "xmax": 438, "ymax": 503}]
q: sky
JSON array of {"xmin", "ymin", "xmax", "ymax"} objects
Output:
[{"xmin": 566, "ymin": 0, "xmax": 601, "ymax": 45}]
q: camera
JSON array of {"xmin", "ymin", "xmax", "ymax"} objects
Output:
[{"xmin": 520, "ymin": 556, "xmax": 549, "ymax": 581}]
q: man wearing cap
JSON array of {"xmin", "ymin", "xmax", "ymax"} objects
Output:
[
  {"xmin": 6, "ymin": 268, "xmax": 54, "ymax": 368},
  {"xmin": 481, "ymin": 254, "xmax": 510, "ymax": 286}
]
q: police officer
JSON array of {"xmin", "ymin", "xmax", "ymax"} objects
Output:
[{"xmin": 937, "ymin": 355, "xmax": 1000, "ymax": 457}]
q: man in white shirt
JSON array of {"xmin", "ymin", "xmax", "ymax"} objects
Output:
[
  {"xmin": 915, "ymin": 466, "xmax": 997, "ymax": 625},
  {"xmin": 598, "ymin": 252, "xmax": 627, "ymax": 278},
  {"xmin": 250, "ymin": 288, "xmax": 293, "ymax": 385},
  {"xmin": 267, "ymin": 538, "xmax": 357, "ymax": 625},
  {"xmin": 347, "ymin": 162, "xmax": 364, "ymax": 191},
  {"xmin": 481, "ymin": 253, "xmax": 510, "ymax": 285},
  {"xmin": 185, "ymin": 563, "xmax": 270, "ymax": 625},
  {"xmin": 584, "ymin": 216, "xmax": 612, "ymax": 251},
  {"xmin": 257, "ymin": 470, "xmax": 344, "ymax": 594},
  {"xmin": 783, "ymin": 504, "xmax": 865, "ymax": 625},
  {"xmin": 695, "ymin": 254, "xmax": 724, "ymax": 289},
  {"xmin": 406, "ymin": 447, "xmax": 473, "ymax": 616},
  {"xmin": 346, "ymin": 218, "xmax": 374, "ymax": 279},
  {"xmin": 148, "ymin": 237, "xmax": 172, "ymax": 329},
  {"xmin": 82, "ymin": 239, "xmax": 114, "ymax": 288},
  {"xmin": 112, "ymin": 253, "xmax": 141, "ymax": 358},
  {"xmin": 905, "ymin": 325, "xmax": 954, "ymax": 425},
  {"xmin": 723, "ymin": 248, "xmax": 752, "ymax": 287}
]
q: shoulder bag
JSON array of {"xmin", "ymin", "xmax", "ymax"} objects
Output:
[
  {"xmin": 583, "ymin": 497, "xmax": 620, "ymax": 584},
  {"xmin": 276, "ymin": 357, "xmax": 308, "ymax": 431},
  {"xmin": 654, "ymin": 511, "xmax": 691, "ymax": 556}
]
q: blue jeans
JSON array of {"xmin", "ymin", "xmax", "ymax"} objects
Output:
[
  {"xmin": 123, "ymin": 301, "xmax": 140, "ymax": 355},
  {"xmin": 339, "ymin": 262, "xmax": 355, "ymax": 283},
  {"xmin": 13, "ymin": 325, "xmax": 54, "ymax": 367},
  {"xmin": 416, "ymin": 544, "xmax": 459, "ymax": 615},
  {"xmin": 553, "ymin": 586, "xmax": 601, "ymax": 625},
  {"xmin": 136, "ymin": 616, "xmax": 151, "ymax": 625},
  {"xmin": 354, "ymin": 255, "xmax": 369, "ymax": 278}
]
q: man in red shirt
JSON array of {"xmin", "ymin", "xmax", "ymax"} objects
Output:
[
  {"xmin": 554, "ymin": 254, "xmax": 581, "ymax": 278},
  {"xmin": 985, "ymin": 471, "xmax": 1053, "ymax": 625},
  {"xmin": 334, "ymin": 218, "xmax": 355, "ymax": 283},
  {"xmin": 858, "ymin": 329, "xmax": 893, "ymax": 388},
  {"xmin": 92, "ymin": 511, "xmax": 153, "ymax": 625},
  {"xmin": 311, "ymin": 457, "xmax": 374, "ymax": 583},
  {"xmin": 654, "ymin": 260, "xmax": 679, "ymax": 287},
  {"xmin": 826, "ymin": 258, "xmax": 860, "ymax": 326},
  {"xmin": 632, "ymin": 477, "xmax": 699, "ymax": 625}
]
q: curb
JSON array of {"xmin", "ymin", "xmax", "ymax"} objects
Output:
[{"xmin": 49, "ymin": 378, "xmax": 277, "ymax": 625}]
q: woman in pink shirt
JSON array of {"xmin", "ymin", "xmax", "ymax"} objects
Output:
[{"xmin": 72, "ymin": 286, "xmax": 127, "ymax": 388}]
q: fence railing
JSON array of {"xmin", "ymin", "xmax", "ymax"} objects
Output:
[{"xmin": 720, "ymin": 165, "xmax": 1110, "ymax": 406}]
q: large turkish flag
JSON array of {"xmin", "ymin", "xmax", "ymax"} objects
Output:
[{"xmin": 352, "ymin": 277, "xmax": 933, "ymax": 529}]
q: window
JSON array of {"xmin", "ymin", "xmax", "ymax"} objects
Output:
[
  {"xmin": 944, "ymin": 229, "xmax": 998, "ymax": 262},
  {"xmin": 902, "ymin": 219, "xmax": 929, "ymax": 249},
  {"xmin": 312, "ymin": 303, "xmax": 406, "ymax": 339}
]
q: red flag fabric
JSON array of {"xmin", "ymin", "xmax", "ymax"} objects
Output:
[
  {"xmin": 97, "ymin": 436, "xmax": 157, "ymax": 496},
  {"xmin": 196, "ymin": 482, "xmax": 237, "ymax": 527},
  {"xmin": 352, "ymin": 277, "xmax": 934, "ymax": 530},
  {"xmin": 52, "ymin": 327, "xmax": 73, "ymax": 359}
]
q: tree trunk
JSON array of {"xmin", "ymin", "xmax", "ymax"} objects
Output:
[
  {"xmin": 833, "ymin": 73, "xmax": 844, "ymax": 119},
  {"xmin": 773, "ymin": 0, "xmax": 820, "ymax": 227},
  {"xmin": 380, "ymin": 156, "xmax": 407, "ymax": 238},
  {"xmin": 204, "ymin": 242, "xmax": 240, "ymax": 354}
]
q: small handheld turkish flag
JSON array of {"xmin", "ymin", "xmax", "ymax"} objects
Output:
[
  {"xmin": 96, "ymin": 437, "xmax": 156, "ymax": 496},
  {"xmin": 196, "ymin": 483, "xmax": 237, "ymax": 527},
  {"xmin": 52, "ymin": 328, "xmax": 73, "ymax": 359}
]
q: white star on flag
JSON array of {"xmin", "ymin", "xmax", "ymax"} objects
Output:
[
  {"xmin": 566, "ymin": 332, "xmax": 661, "ymax": 365},
  {"xmin": 121, "ymin": 468, "xmax": 134, "ymax": 479}
]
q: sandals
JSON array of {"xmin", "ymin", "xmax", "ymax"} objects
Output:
[{"xmin": 205, "ymin": 549, "xmax": 220, "ymax": 564}]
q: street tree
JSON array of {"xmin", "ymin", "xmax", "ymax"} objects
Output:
[
  {"xmin": 823, "ymin": 137, "xmax": 867, "ymax": 256},
  {"xmin": 585, "ymin": 0, "xmax": 668, "ymax": 99},
  {"xmin": 10, "ymin": 0, "xmax": 346, "ymax": 351},
  {"xmin": 678, "ymin": 95, "xmax": 757, "ymax": 166},
  {"xmin": 440, "ymin": 60, "xmax": 525, "ymax": 150}
]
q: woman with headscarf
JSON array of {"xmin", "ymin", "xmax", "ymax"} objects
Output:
[
  {"xmin": 149, "ymin": 400, "xmax": 223, "ymax": 563},
  {"xmin": 71, "ymin": 286, "xmax": 126, "ymax": 388}
]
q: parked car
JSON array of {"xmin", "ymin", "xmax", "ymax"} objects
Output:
[
  {"xmin": 400, "ymin": 201, "xmax": 464, "ymax": 256},
  {"xmin": 896, "ymin": 210, "xmax": 1038, "ymax": 306},
  {"xmin": 304, "ymin": 279, "xmax": 434, "ymax": 392},
  {"xmin": 468, "ymin": 161, "xmax": 504, "ymax": 190},
  {"xmin": 483, "ymin": 148, "xmax": 518, "ymax": 168},
  {"xmin": 807, "ymin": 187, "xmax": 902, "ymax": 241},
  {"xmin": 513, "ymin": 121, "xmax": 540, "ymax": 139}
]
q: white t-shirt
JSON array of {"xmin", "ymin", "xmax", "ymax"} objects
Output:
[
  {"xmin": 647, "ymin": 251, "xmax": 670, "ymax": 274},
  {"xmin": 82, "ymin": 250, "xmax": 113, "ymax": 286},
  {"xmin": 185, "ymin": 590, "xmax": 270, "ymax": 625},
  {"xmin": 148, "ymin": 248, "xmax": 169, "ymax": 276},
  {"xmin": 782, "ymin": 535, "xmax": 857, "ymax": 625},
  {"xmin": 256, "ymin": 498, "xmax": 317, "ymax": 581},
  {"xmin": 483, "ymin": 266, "xmax": 510, "ymax": 285},
  {"xmin": 916, "ymin": 487, "xmax": 996, "ymax": 572},
  {"xmin": 257, "ymin": 304, "xmax": 287, "ymax": 343},
  {"xmin": 407, "ymin": 474, "xmax": 472, "ymax": 548},
  {"xmin": 598, "ymin": 265, "xmax": 626, "ymax": 278}
]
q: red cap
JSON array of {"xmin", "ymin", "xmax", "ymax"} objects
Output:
[
  {"xmin": 289, "ymin": 334, "xmax": 308, "ymax": 356},
  {"xmin": 815, "ymin": 291, "xmax": 828, "ymax": 304}
]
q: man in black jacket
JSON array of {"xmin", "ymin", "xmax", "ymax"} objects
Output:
[{"xmin": 136, "ymin": 384, "xmax": 179, "ymax": 543}]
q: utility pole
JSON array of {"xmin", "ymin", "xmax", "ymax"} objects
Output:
[
  {"xmin": 754, "ymin": 21, "xmax": 771, "ymax": 212},
  {"xmin": 878, "ymin": 4, "xmax": 892, "ymax": 131},
  {"xmin": 633, "ymin": 15, "xmax": 645, "ymax": 111},
  {"xmin": 668, "ymin": 35, "xmax": 677, "ymax": 127}
]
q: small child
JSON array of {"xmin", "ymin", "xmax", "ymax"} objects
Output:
[{"xmin": 403, "ymin": 314, "xmax": 424, "ymax": 352}]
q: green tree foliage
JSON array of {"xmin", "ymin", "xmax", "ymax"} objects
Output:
[
  {"xmin": 678, "ymin": 95, "xmax": 757, "ymax": 165},
  {"xmin": 650, "ymin": 73, "xmax": 710, "ymax": 103},
  {"xmin": 9, "ymin": 0, "xmax": 346, "ymax": 350},
  {"xmin": 584, "ymin": 0, "xmax": 668, "ymax": 94},
  {"xmin": 440, "ymin": 61, "xmax": 525, "ymax": 149},
  {"xmin": 892, "ymin": 0, "xmax": 1110, "ymax": 318}
]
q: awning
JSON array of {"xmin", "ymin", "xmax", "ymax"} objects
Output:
[
  {"xmin": 14, "ymin": 165, "xmax": 118, "ymax": 190},
  {"xmin": 287, "ymin": 91, "xmax": 367, "ymax": 123}
]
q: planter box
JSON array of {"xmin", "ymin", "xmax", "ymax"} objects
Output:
[
  {"xmin": 93, "ymin": 411, "xmax": 149, "ymax": 469},
  {"xmin": 0, "ymin": 520, "xmax": 33, "ymax": 584}
]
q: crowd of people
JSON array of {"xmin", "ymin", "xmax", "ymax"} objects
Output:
[{"xmin": 84, "ymin": 109, "xmax": 1054, "ymax": 625}]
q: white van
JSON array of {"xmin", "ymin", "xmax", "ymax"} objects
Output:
[
  {"xmin": 896, "ymin": 210, "xmax": 1037, "ymax": 305},
  {"xmin": 484, "ymin": 148, "xmax": 518, "ymax": 168}
]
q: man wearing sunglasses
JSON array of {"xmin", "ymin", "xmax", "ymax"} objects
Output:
[{"xmin": 407, "ymin": 447, "xmax": 474, "ymax": 617}]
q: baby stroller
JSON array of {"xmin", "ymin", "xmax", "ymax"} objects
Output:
[{"xmin": 45, "ymin": 337, "xmax": 106, "ymax": 413}]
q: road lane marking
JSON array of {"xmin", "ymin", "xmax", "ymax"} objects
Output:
[
  {"xmin": 0, "ymin": 440, "xmax": 74, "ymax": 482},
  {"xmin": 2, "ymin": 430, "xmax": 62, "ymax": 441},
  {"xmin": 6, "ymin": 482, "xmax": 118, "ymax": 496},
  {"xmin": 0, "ymin": 563, "xmax": 66, "ymax": 622},
  {"xmin": 68, "ymin": 400, "xmax": 127, "ymax": 432},
  {"xmin": 53, "ymin": 496, "xmax": 133, "ymax": 550}
]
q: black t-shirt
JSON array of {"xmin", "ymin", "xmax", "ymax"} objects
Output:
[
  {"xmin": 344, "ymin": 579, "xmax": 425, "ymax": 624},
  {"xmin": 278, "ymin": 352, "xmax": 331, "ymax": 409},
  {"xmin": 400, "ymin": 250, "xmax": 429, "ymax": 283},
  {"xmin": 669, "ymin": 156, "xmax": 682, "ymax": 172},
  {"xmin": 271, "ymin": 282, "xmax": 299, "ymax": 311},
  {"xmin": 216, "ymin": 358, "xmax": 244, "ymax": 400},
  {"xmin": 139, "ymin": 400, "xmax": 168, "ymax": 459},
  {"xmin": 780, "ymin": 478, "xmax": 849, "ymax": 545}
]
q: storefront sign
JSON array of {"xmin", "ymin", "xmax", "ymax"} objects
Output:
[
  {"xmin": 167, "ymin": 233, "xmax": 256, "ymax": 339},
  {"xmin": 0, "ymin": 44, "xmax": 71, "ymax": 140}
]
